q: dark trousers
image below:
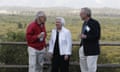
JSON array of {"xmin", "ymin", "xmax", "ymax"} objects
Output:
[{"xmin": 51, "ymin": 55, "xmax": 70, "ymax": 72}]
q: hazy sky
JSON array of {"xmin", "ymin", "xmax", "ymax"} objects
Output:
[{"xmin": 0, "ymin": 0, "xmax": 120, "ymax": 9}]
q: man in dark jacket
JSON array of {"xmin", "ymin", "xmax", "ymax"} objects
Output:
[
  {"xmin": 79, "ymin": 7, "xmax": 101, "ymax": 72},
  {"xmin": 26, "ymin": 11, "xmax": 47, "ymax": 72}
]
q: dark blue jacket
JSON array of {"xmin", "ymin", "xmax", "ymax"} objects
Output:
[{"xmin": 80, "ymin": 18, "xmax": 101, "ymax": 56}]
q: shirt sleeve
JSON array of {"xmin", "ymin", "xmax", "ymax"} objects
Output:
[
  {"xmin": 26, "ymin": 24, "xmax": 38, "ymax": 43},
  {"xmin": 65, "ymin": 31, "xmax": 72, "ymax": 55},
  {"xmin": 48, "ymin": 30, "xmax": 53, "ymax": 53}
]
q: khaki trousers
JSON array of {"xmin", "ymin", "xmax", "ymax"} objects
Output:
[
  {"xmin": 79, "ymin": 46, "xmax": 98, "ymax": 72},
  {"xmin": 28, "ymin": 47, "xmax": 45, "ymax": 72}
]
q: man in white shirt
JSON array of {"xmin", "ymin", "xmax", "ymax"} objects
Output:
[{"xmin": 48, "ymin": 17, "xmax": 72, "ymax": 72}]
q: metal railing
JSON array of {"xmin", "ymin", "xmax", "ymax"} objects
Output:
[{"xmin": 0, "ymin": 42, "xmax": 120, "ymax": 69}]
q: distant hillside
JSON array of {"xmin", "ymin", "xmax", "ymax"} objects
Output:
[{"xmin": 0, "ymin": 6, "xmax": 120, "ymax": 17}]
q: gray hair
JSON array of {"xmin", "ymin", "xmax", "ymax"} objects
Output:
[
  {"xmin": 81, "ymin": 7, "xmax": 92, "ymax": 17},
  {"xmin": 35, "ymin": 11, "xmax": 46, "ymax": 20},
  {"xmin": 56, "ymin": 17, "xmax": 65, "ymax": 26}
]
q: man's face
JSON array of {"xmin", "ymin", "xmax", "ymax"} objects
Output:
[
  {"xmin": 37, "ymin": 16, "xmax": 46, "ymax": 24},
  {"xmin": 56, "ymin": 19, "xmax": 62, "ymax": 30},
  {"xmin": 80, "ymin": 9, "xmax": 87, "ymax": 20}
]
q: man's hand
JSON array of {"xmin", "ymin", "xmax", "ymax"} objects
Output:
[
  {"xmin": 64, "ymin": 55, "xmax": 69, "ymax": 61},
  {"xmin": 80, "ymin": 34, "xmax": 87, "ymax": 39},
  {"xmin": 37, "ymin": 32, "xmax": 45, "ymax": 38}
]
